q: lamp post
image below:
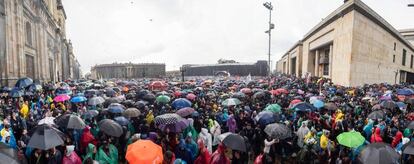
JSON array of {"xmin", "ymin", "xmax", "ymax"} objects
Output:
[
  {"xmin": 179, "ymin": 66, "xmax": 186, "ymax": 82},
  {"xmin": 263, "ymin": 2, "xmax": 274, "ymax": 77}
]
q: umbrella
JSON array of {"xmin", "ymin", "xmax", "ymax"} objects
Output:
[
  {"xmin": 381, "ymin": 100, "xmax": 397, "ymax": 109},
  {"xmin": 15, "ymin": 77, "xmax": 33, "ymax": 89},
  {"xmin": 218, "ymin": 133, "xmax": 246, "ymax": 152},
  {"xmin": 121, "ymin": 100, "xmax": 136, "ymax": 108},
  {"xmin": 293, "ymin": 102, "xmax": 316, "ymax": 112},
  {"xmin": 324, "ymin": 102, "xmax": 338, "ymax": 111},
  {"xmin": 9, "ymin": 87, "xmax": 23, "ymax": 98},
  {"xmin": 85, "ymin": 89, "xmax": 100, "ymax": 97},
  {"xmin": 1, "ymin": 87, "xmax": 11, "ymax": 93},
  {"xmin": 55, "ymin": 87, "xmax": 72, "ymax": 95},
  {"xmin": 83, "ymin": 110, "xmax": 99, "ymax": 119},
  {"xmin": 71, "ymin": 96, "xmax": 87, "ymax": 103},
  {"xmin": 27, "ymin": 124, "xmax": 64, "ymax": 150},
  {"xmin": 28, "ymin": 84, "xmax": 43, "ymax": 92},
  {"xmin": 107, "ymin": 103, "xmax": 126, "ymax": 113},
  {"xmin": 265, "ymin": 104, "xmax": 282, "ymax": 113},
  {"xmin": 264, "ymin": 123, "xmax": 292, "ymax": 140},
  {"xmin": 54, "ymin": 94, "xmax": 71, "ymax": 102},
  {"xmin": 336, "ymin": 131, "xmax": 365, "ymax": 148},
  {"xmin": 105, "ymin": 88, "xmax": 117, "ymax": 97},
  {"xmin": 312, "ymin": 100, "xmax": 324, "ymax": 109},
  {"xmin": 172, "ymin": 98, "xmax": 192, "ymax": 109},
  {"xmin": 0, "ymin": 143, "xmax": 20, "ymax": 164},
  {"xmin": 135, "ymin": 100, "xmax": 148, "ymax": 109},
  {"xmin": 407, "ymin": 98, "xmax": 414, "ymax": 105},
  {"xmin": 186, "ymin": 93, "xmax": 197, "ymax": 100},
  {"xmin": 255, "ymin": 111, "xmax": 278, "ymax": 126},
  {"xmin": 143, "ymin": 93, "xmax": 156, "ymax": 102},
  {"xmin": 98, "ymin": 119, "xmax": 123, "ymax": 137},
  {"xmin": 123, "ymin": 108, "xmax": 141, "ymax": 118},
  {"xmin": 155, "ymin": 95, "xmax": 170, "ymax": 104},
  {"xmin": 126, "ymin": 140, "xmax": 163, "ymax": 164},
  {"xmin": 240, "ymin": 88, "xmax": 252, "ymax": 94},
  {"xmin": 231, "ymin": 92, "xmax": 246, "ymax": 100},
  {"xmin": 114, "ymin": 116, "xmax": 130, "ymax": 126},
  {"xmin": 253, "ymin": 91, "xmax": 266, "ymax": 99},
  {"xmin": 396, "ymin": 102, "xmax": 407, "ymax": 110},
  {"xmin": 176, "ymin": 107, "xmax": 195, "ymax": 117},
  {"xmin": 158, "ymin": 118, "xmax": 189, "ymax": 133},
  {"xmin": 154, "ymin": 113, "xmax": 183, "ymax": 125},
  {"xmin": 397, "ymin": 88, "xmax": 414, "ymax": 96},
  {"xmin": 105, "ymin": 97, "xmax": 123, "ymax": 106},
  {"xmin": 402, "ymin": 141, "xmax": 414, "ymax": 155},
  {"xmin": 38, "ymin": 116, "xmax": 55, "ymax": 125},
  {"xmin": 55, "ymin": 114, "xmax": 86, "ymax": 129},
  {"xmin": 222, "ymin": 98, "xmax": 241, "ymax": 106},
  {"xmin": 407, "ymin": 121, "xmax": 414, "ymax": 129},
  {"xmin": 359, "ymin": 143, "xmax": 399, "ymax": 164},
  {"xmin": 368, "ymin": 111, "xmax": 385, "ymax": 120}
]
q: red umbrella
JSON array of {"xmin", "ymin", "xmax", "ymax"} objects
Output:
[
  {"xmin": 149, "ymin": 81, "xmax": 168, "ymax": 91},
  {"xmin": 276, "ymin": 88, "xmax": 289, "ymax": 95},
  {"xmin": 186, "ymin": 93, "xmax": 196, "ymax": 100},
  {"xmin": 173, "ymin": 91, "xmax": 182, "ymax": 98},
  {"xmin": 269, "ymin": 90, "xmax": 278, "ymax": 95},
  {"xmin": 240, "ymin": 88, "xmax": 252, "ymax": 94},
  {"xmin": 290, "ymin": 99, "xmax": 302, "ymax": 107}
]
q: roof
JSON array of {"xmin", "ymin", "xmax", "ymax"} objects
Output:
[
  {"xmin": 185, "ymin": 62, "xmax": 257, "ymax": 68},
  {"xmin": 93, "ymin": 63, "xmax": 165, "ymax": 68},
  {"xmin": 281, "ymin": 40, "xmax": 303, "ymax": 58},
  {"xmin": 302, "ymin": 0, "xmax": 414, "ymax": 51}
]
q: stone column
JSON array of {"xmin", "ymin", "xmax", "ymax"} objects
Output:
[
  {"xmin": 315, "ymin": 50, "xmax": 319, "ymax": 77},
  {"xmin": 329, "ymin": 44, "xmax": 333, "ymax": 78}
]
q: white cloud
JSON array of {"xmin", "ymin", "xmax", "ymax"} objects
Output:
[{"xmin": 63, "ymin": 0, "xmax": 414, "ymax": 73}]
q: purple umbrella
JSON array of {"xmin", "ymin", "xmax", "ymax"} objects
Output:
[
  {"xmin": 176, "ymin": 107, "xmax": 195, "ymax": 117},
  {"xmin": 158, "ymin": 118, "xmax": 189, "ymax": 133}
]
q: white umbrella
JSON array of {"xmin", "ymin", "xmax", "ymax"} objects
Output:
[{"xmin": 38, "ymin": 117, "xmax": 55, "ymax": 125}]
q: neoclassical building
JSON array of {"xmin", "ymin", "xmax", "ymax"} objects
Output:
[
  {"xmin": 276, "ymin": 0, "xmax": 414, "ymax": 86},
  {"xmin": 91, "ymin": 63, "xmax": 166, "ymax": 79},
  {"xmin": 0, "ymin": 0, "xmax": 80, "ymax": 86}
]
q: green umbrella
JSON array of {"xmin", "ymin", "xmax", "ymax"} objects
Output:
[
  {"xmin": 222, "ymin": 98, "xmax": 241, "ymax": 106},
  {"xmin": 265, "ymin": 104, "xmax": 282, "ymax": 113},
  {"xmin": 156, "ymin": 95, "xmax": 170, "ymax": 104},
  {"xmin": 336, "ymin": 131, "xmax": 365, "ymax": 148}
]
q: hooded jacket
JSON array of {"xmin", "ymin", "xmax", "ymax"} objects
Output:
[
  {"xmin": 370, "ymin": 127, "xmax": 383, "ymax": 143},
  {"xmin": 210, "ymin": 144, "xmax": 230, "ymax": 164},
  {"xmin": 391, "ymin": 131, "xmax": 403, "ymax": 148},
  {"xmin": 83, "ymin": 143, "xmax": 96, "ymax": 164},
  {"xmin": 198, "ymin": 128, "xmax": 212, "ymax": 153}
]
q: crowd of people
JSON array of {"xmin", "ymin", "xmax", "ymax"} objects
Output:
[{"xmin": 1, "ymin": 75, "xmax": 414, "ymax": 164}]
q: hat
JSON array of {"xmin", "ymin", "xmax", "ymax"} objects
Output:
[{"xmin": 66, "ymin": 145, "xmax": 75, "ymax": 156}]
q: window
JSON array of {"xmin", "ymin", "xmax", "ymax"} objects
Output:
[
  {"xmin": 394, "ymin": 42, "xmax": 396, "ymax": 51},
  {"xmin": 25, "ymin": 55, "xmax": 35, "ymax": 79},
  {"xmin": 393, "ymin": 54, "xmax": 396, "ymax": 63},
  {"xmin": 25, "ymin": 22, "xmax": 32, "ymax": 46},
  {"xmin": 411, "ymin": 55, "xmax": 414, "ymax": 69},
  {"xmin": 323, "ymin": 64, "xmax": 329, "ymax": 76},
  {"xmin": 403, "ymin": 49, "xmax": 407, "ymax": 66}
]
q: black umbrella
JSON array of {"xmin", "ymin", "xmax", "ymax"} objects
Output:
[
  {"xmin": 83, "ymin": 110, "xmax": 99, "ymax": 119},
  {"xmin": 324, "ymin": 102, "xmax": 338, "ymax": 111},
  {"xmin": 88, "ymin": 96, "xmax": 105, "ymax": 106},
  {"xmin": 381, "ymin": 100, "xmax": 397, "ymax": 109},
  {"xmin": 55, "ymin": 114, "xmax": 86, "ymax": 129},
  {"xmin": 135, "ymin": 100, "xmax": 148, "ymax": 109},
  {"xmin": 406, "ymin": 98, "xmax": 414, "ymax": 105},
  {"xmin": 85, "ymin": 89, "xmax": 100, "ymax": 98},
  {"xmin": 0, "ymin": 143, "xmax": 20, "ymax": 164},
  {"xmin": 9, "ymin": 87, "xmax": 24, "ymax": 98},
  {"xmin": 143, "ymin": 93, "xmax": 156, "ymax": 102},
  {"xmin": 121, "ymin": 100, "xmax": 135, "ymax": 108},
  {"xmin": 402, "ymin": 141, "xmax": 414, "ymax": 155},
  {"xmin": 368, "ymin": 111, "xmax": 385, "ymax": 120},
  {"xmin": 105, "ymin": 88, "xmax": 117, "ymax": 97},
  {"xmin": 219, "ymin": 133, "xmax": 247, "ymax": 152},
  {"xmin": 293, "ymin": 102, "xmax": 316, "ymax": 112},
  {"xmin": 104, "ymin": 97, "xmax": 123, "ymax": 107},
  {"xmin": 264, "ymin": 123, "xmax": 292, "ymax": 140},
  {"xmin": 27, "ymin": 124, "xmax": 64, "ymax": 150},
  {"xmin": 98, "ymin": 119, "xmax": 123, "ymax": 137},
  {"xmin": 15, "ymin": 77, "xmax": 33, "ymax": 89},
  {"xmin": 408, "ymin": 121, "xmax": 414, "ymax": 129},
  {"xmin": 359, "ymin": 143, "xmax": 399, "ymax": 164}
]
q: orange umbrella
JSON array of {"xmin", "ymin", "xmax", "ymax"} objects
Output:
[{"xmin": 126, "ymin": 140, "xmax": 163, "ymax": 164}]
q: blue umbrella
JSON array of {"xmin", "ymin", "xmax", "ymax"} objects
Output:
[
  {"xmin": 15, "ymin": 77, "xmax": 33, "ymax": 89},
  {"xmin": 397, "ymin": 89, "xmax": 414, "ymax": 96},
  {"xmin": 396, "ymin": 102, "xmax": 407, "ymax": 110},
  {"xmin": 9, "ymin": 87, "xmax": 24, "ymax": 98},
  {"xmin": 255, "ymin": 111, "xmax": 278, "ymax": 126},
  {"xmin": 55, "ymin": 87, "xmax": 71, "ymax": 95},
  {"xmin": 107, "ymin": 103, "xmax": 125, "ymax": 113},
  {"xmin": 114, "ymin": 116, "xmax": 130, "ymax": 126},
  {"xmin": 313, "ymin": 100, "xmax": 324, "ymax": 109},
  {"xmin": 171, "ymin": 98, "xmax": 192, "ymax": 109},
  {"xmin": 71, "ymin": 96, "xmax": 87, "ymax": 103},
  {"xmin": 293, "ymin": 102, "xmax": 316, "ymax": 112}
]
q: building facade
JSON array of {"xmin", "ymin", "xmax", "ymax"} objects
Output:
[
  {"xmin": 276, "ymin": 0, "xmax": 414, "ymax": 86},
  {"xmin": 90, "ymin": 63, "xmax": 166, "ymax": 79},
  {"xmin": 0, "ymin": 0, "xmax": 80, "ymax": 86},
  {"xmin": 183, "ymin": 60, "xmax": 268, "ymax": 77}
]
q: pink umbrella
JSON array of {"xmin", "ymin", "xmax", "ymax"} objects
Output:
[
  {"xmin": 186, "ymin": 93, "xmax": 196, "ymax": 100},
  {"xmin": 240, "ymin": 88, "xmax": 252, "ymax": 94},
  {"xmin": 54, "ymin": 94, "xmax": 71, "ymax": 102},
  {"xmin": 176, "ymin": 107, "xmax": 195, "ymax": 117}
]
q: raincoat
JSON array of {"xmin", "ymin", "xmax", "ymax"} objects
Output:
[
  {"xmin": 210, "ymin": 144, "xmax": 230, "ymax": 164},
  {"xmin": 194, "ymin": 139, "xmax": 211, "ymax": 164},
  {"xmin": 209, "ymin": 120, "xmax": 221, "ymax": 146},
  {"xmin": 185, "ymin": 136, "xmax": 199, "ymax": 160},
  {"xmin": 175, "ymin": 140, "xmax": 193, "ymax": 164},
  {"xmin": 96, "ymin": 144, "xmax": 118, "ymax": 164},
  {"xmin": 80, "ymin": 127, "xmax": 97, "ymax": 153},
  {"xmin": 62, "ymin": 145, "xmax": 82, "ymax": 164},
  {"xmin": 83, "ymin": 143, "xmax": 96, "ymax": 164},
  {"xmin": 226, "ymin": 115, "xmax": 237, "ymax": 133},
  {"xmin": 370, "ymin": 127, "xmax": 383, "ymax": 143},
  {"xmin": 146, "ymin": 111, "xmax": 154, "ymax": 125},
  {"xmin": 363, "ymin": 119, "xmax": 374, "ymax": 139},
  {"xmin": 296, "ymin": 121, "xmax": 310, "ymax": 148},
  {"xmin": 198, "ymin": 128, "xmax": 212, "ymax": 153},
  {"xmin": 20, "ymin": 103, "xmax": 29, "ymax": 119},
  {"xmin": 320, "ymin": 133, "xmax": 329, "ymax": 150},
  {"xmin": 391, "ymin": 131, "xmax": 403, "ymax": 148}
]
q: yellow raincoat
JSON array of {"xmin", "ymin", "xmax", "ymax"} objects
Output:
[
  {"xmin": 146, "ymin": 111, "xmax": 154, "ymax": 125},
  {"xmin": 335, "ymin": 110, "xmax": 344, "ymax": 123},
  {"xmin": 320, "ymin": 134, "xmax": 329, "ymax": 150},
  {"xmin": 20, "ymin": 103, "xmax": 29, "ymax": 119}
]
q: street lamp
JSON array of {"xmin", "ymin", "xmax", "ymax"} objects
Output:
[
  {"xmin": 179, "ymin": 66, "xmax": 186, "ymax": 82},
  {"xmin": 263, "ymin": 2, "xmax": 274, "ymax": 77}
]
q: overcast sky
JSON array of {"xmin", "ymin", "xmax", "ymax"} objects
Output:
[{"xmin": 62, "ymin": 0, "xmax": 414, "ymax": 74}]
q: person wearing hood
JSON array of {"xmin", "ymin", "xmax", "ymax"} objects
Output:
[
  {"xmin": 83, "ymin": 143, "xmax": 97, "ymax": 164},
  {"xmin": 371, "ymin": 127, "xmax": 383, "ymax": 143},
  {"xmin": 210, "ymin": 143, "xmax": 230, "ymax": 164},
  {"xmin": 96, "ymin": 139, "xmax": 118, "ymax": 164},
  {"xmin": 296, "ymin": 121, "xmax": 310, "ymax": 148},
  {"xmin": 391, "ymin": 130, "xmax": 403, "ymax": 148},
  {"xmin": 226, "ymin": 114, "xmax": 237, "ymax": 133},
  {"xmin": 198, "ymin": 128, "xmax": 212, "ymax": 153},
  {"xmin": 209, "ymin": 120, "xmax": 221, "ymax": 147},
  {"xmin": 175, "ymin": 139, "xmax": 193, "ymax": 164},
  {"xmin": 194, "ymin": 139, "xmax": 211, "ymax": 164},
  {"xmin": 185, "ymin": 133, "xmax": 199, "ymax": 161},
  {"xmin": 363, "ymin": 119, "xmax": 374, "ymax": 139},
  {"xmin": 62, "ymin": 145, "xmax": 82, "ymax": 164},
  {"xmin": 80, "ymin": 127, "xmax": 97, "ymax": 154}
]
